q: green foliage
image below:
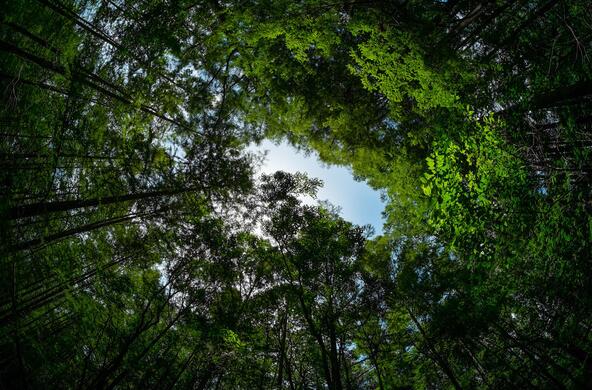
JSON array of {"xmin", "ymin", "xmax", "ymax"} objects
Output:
[
  {"xmin": 422, "ymin": 113, "xmax": 529, "ymax": 251},
  {"xmin": 349, "ymin": 25, "xmax": 460, "ymax": 122},
  {"xmin": 1, "ymin": 0, "xmax": 592, "ymax": 388}
]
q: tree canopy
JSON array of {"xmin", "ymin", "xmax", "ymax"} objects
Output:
[{"xmin": 1, "ymin": 0, "xmax": 591, "ymax": 388}]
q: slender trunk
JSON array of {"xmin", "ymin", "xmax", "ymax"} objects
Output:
[
  {"xmin": 35, "ymin": 0, "xmax": 188, "ymax": 91},
  {"xmin": 407, "ymin": 308, "xmax": 463, "ymax": 390},
  {"xmin": 6, "ymin": 186, "xmax": 190, "ymax": 220},
  {"xmin": 76, "ymin": 317, "xmax": 112, "ymax": 390},
  {"xmin": 0, "ymin": 40, "xmax": 183, "ymax": 127},
  {"xmin": 3, "ymin": 21, "xmax": 60, "ymax": 54},
  {"xmin": 470, "ymin": 336, "xmax": 535, "ymax": 389},
  {"xmin": 328, "ymin": 314, "xmax": 342, "ymax": 390},
  {"xmin": 499, "ymin": 80, "xmax": 592, "ymax": 120},
  {"xmin": 340, "ymin": 339, "xmax": 353, "ymax": 390},
  {"xmin": 486, "ymin": 0, "xmax": 560, "ymax": 58},
  {"xmin": 530, "ymin": 80, "xmax": 592, "ymax": 110},
  {"xmin": 277, "ymin": 309, "xmax": 288, "ymax": 388},
  {"xmin": 369, "ymin": 353, "xmax": 384, "ymax": 390},
  {"xmin": 278, "ymin": 247, "xmax": 334, "ymax": 390},
  {"xmin": 36, "ymin": 0, "xmax": 120, "ymax": 47},
  {"xmin": 459, "ymin": 338, "xmax": 489, "ymax": 385},
  {"xmin": 492, "ymin": 323, "xmax": 567, "ymax": 389},
  {"xmin": 91, "ymin": 277, "xmax": 179, "ymax": 389},
  {"xmin": 457, "ymin": 0, "xmax": 516, "ymax": 50},
  {"xmin": 106, "ymin": 303, "xmax": 193, "ymax": 390},
  {"xmin": 297, "ymin": 292, "xmax": 333, "ymax": 390},
  {"xmin": 452, "ymin": 3, "xmax": 487, "ymax": 34},
  {"xmin": 164, "ymin": 346, "xmax": 199, "ymax": 390},
  {"xmin": 285, "ymin": 350, "xmax": 296, "ymax": 390},
  {"xmin": 0, "ymin": 254, "xmax": 131, "ymax": 325},
  {"xmin": 8, "ymin": 210, "xmax": 154, "ymax": 252}
]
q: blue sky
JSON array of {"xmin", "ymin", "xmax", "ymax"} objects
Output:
[{"xmin": 249, "ymin": 140, "xmax": 385, "ymax": 235}]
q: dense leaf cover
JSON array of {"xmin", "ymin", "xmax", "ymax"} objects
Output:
[{"xmin": 1, "ymin": 0, "xmax": 591, "ymax": 388}]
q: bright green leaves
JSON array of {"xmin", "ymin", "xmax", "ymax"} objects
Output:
[
  {"xmin": 256, "ymin": 18, "xmax": 339, "ymax": 64},
  {"xmin": 222, "ymin": 328, "xmax": 246, "ymax": 349},
  {"xmin": 348, "ymin": 26, "xmax": 459, "ymax": 123},
  {"xmin": 421, "ymin": 113, "xmax": 526, "ymax": 252},
  {"xmin": 244, "ymin": 10, "xmax": 341, "ymax": 65}
]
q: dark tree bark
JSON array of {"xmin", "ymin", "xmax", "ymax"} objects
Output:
[{"xmin": 6, "ymin": 187, "xmax": 191, "ymax": 220}]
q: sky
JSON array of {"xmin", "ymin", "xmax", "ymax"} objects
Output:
[{"xmin": 249, "ymin": 140, "xmax": 385, "ymax": 235}]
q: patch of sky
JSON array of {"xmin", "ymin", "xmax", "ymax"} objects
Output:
[
  {"xmin": 80, "ymin": 3, "xmax": 98, "ymax": 21},
  {"xmin": 164, "ymin": 53, "xmax": 181, "ymax": 72},
  {"xmin": 249, "ymin": 140, "xmax": 385, "ymax": 235}
]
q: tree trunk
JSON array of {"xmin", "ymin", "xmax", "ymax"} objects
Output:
[
  {"xmin": 8, "ymin": 210, "xmax": 158, "ymax": 252},
  {"xmin": 407, "ymin": 308, "xmax": 463, "ymax": 390},
  {"xmin": 6, "ymin": 186, "xmax": 190, "ymax": 220},
  {"xmin": 328, "ymin": 314, "xmax": 342, "ymax": 390},
  {"xmin": 277, "ymin": 309, "xmax": 288, "ymax": 388}
]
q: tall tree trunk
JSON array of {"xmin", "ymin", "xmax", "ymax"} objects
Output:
[
  {"xmin": 328, "ymin": 314, "xmax": 342, "ymax": 390},
  {"xmin": 530, "ymin": 80, "xmax": 592, "ymax": 110},
  {"xmin": 297, "ymin": 292, "xmax": 333, "ymax": 390},
  {"xmin": 486, "ymin": 0, "xmax": 560, "ymax": 58},
  {"xmin": 0, "ymin": 39, "xmax": 184, "ymax": 127},
  {"xmin": 8, "ymin": 209, "xmax": 160, "ymax": 252},
  {"xmin": 6, "ymin": 186, "xmax": 191, "ymax": 220},
  {"xmin": 407, "ymin": 308, "xmax": 463, "ymax": 390},
  {"xmin": 277, "ymin": 308, "xmax": 288, "ymax": 388}
]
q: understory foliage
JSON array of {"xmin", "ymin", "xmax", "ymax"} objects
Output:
[{"xmin": 1, "ymin": 0, "xmax": 591, "ymax": 389}]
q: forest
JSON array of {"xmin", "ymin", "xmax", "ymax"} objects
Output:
[{"xmin": 1, "ymin": 0, "xmax": 591, "ymax": 388}]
